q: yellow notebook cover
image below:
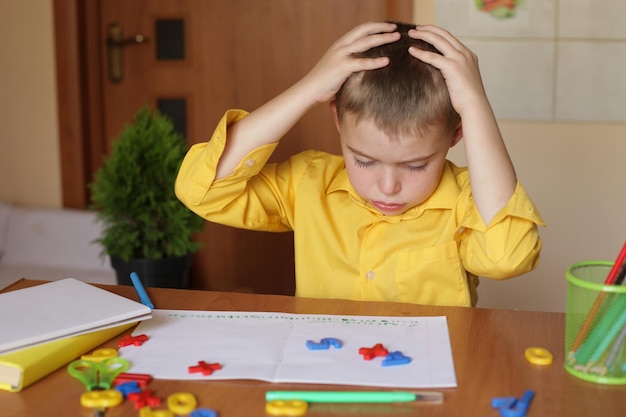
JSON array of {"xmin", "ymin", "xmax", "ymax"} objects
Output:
[{"xmin": 0, "ymin": 322, "xmax": 133, "ymax": 392}]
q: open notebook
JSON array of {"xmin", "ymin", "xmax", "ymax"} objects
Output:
[
  {"xmin": 0, "ymin": 278, "xmax": 152, "ymax": 354},
  {"xmin": 119, "ymin": 310, "xmax": 457, "ymax": 388}
]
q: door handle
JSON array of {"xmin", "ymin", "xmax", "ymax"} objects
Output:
[{"xmin": 106, "ymin": 23, "xmax": 147, "ymax": 83}]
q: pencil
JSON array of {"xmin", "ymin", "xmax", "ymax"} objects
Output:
[
  {"xmin": 265, "ymin": 391, "xmax": 443, "ymax": 404},
  {"xmin": 587, "ymin": 304, "xmax": 626, "ymax": 368},
  {"xmin": 604, "ymin": 322, "xmax": 626, "ymax": 372},
  {"xmin": 575, "ymin": 295, "xmax": 626, "ymax": 366},
  {"xmin": 605, "ymin": 241, "xmax": 626, "ymax": 285},
  {"xmin": 130, "ymin": 272, "xmax": 155, "ymax": 309},
  {"xmin": 568, "ymin": 242, "xmax": 626, "ymax": 356},
  {"xmin": 613, "ymin": 259, "xmax": 626, "ymax": 286}
]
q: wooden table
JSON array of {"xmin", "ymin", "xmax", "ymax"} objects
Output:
[{"xmin": 1, "ymin": 279, "xmax": 624, "ymax": 416}]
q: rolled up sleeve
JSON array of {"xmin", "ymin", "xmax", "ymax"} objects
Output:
[
  {"xmin": 457, "ymin": 182, "xmax": 545, "ymax": 279},
  {"xmin": 175, "ymin": 109, "xmax": 286, "ymax": 230}
]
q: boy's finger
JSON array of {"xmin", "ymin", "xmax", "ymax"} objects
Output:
[
  {"xmin": 409, "ymin": 25, "xmax": 460, "ymax": 44},
  {"xmin": 337, "ymin": 21, "xmax": 398, "ymax": 46},
  {"xmin": 337, "ymin": 22, "xmax": 396, "ymax": 52},
  {"xmin": 408, "ymin": 47, "xmax": 446, "ymax": 70},
  {"xmin": 408, "ymin": 25, "xmax": 465, "ymax": 54},
  {"xmin": 351, "ymin": 56, "xmax": 391, "ymax": 72},
  {"xmin": 346, "ymin": 31, "xmax": 401, "ymax": 55}
]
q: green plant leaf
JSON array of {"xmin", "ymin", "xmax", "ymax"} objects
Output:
[{"xmin": 89, "ymin": 106, "xmax": 204, "ymax": 261}]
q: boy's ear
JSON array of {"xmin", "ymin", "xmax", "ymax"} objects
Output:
[
  {"xmin": 450, "ymin": 122, "xmax": 463, "ymax": 147},
  {"xmin": 329, "ymin": 101, "xmax": 340, "ymax": 131}
]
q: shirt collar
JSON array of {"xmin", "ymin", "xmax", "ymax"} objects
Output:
[
  {"xmin": 416, "ymin": 161, "xmax": 462, "ymax": 211},
  {"xmin": 327, "ymin": 167, "xmax": 356, "ymax": 196},
  {"xmin": 326, "ymin": 161, "xmax": 461, "ymax": 219}
]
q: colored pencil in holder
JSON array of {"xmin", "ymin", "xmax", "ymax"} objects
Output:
[
  {"xmin": 574, "ymin": 295, "xmax": 626, "ymax": 367},
  {"xmin": 568, "ymin": 242, "xmax": 626, "ymax": 358},
  {"xmin": 603, "ymin": 323, "xmax": 626, "ymax": 375}
]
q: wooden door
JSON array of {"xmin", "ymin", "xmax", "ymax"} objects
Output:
[{"xmin": 56, "ymin": 0, "xmax": 412, "ymax": 295}]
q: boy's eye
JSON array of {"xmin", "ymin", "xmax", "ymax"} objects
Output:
[
  {"xmin": 406, "ymin": 162, "xmax": 428, "ymax": 172},
  {"xmin": 353, "ymin": 158, "xmax": 375, "ymax": 168}
]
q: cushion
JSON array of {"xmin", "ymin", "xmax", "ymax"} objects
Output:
[{"xmin": 2, "ymin": 205, "xmax": 110, "ymax": 272}]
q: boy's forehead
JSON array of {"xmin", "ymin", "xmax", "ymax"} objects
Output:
[
  {"xmin": 339, "ymin": 115, "xmax": 450, "ymax": 159},
  {"xmin": 340, "ymin": 113, "xmax": 446, "ymax": 143}
]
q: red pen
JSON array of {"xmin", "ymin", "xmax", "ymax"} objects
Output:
[{"xmin": 604, "ymin": 241, "xmax": 626, "ymax": 284}]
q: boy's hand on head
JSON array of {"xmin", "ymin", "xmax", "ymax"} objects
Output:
[
  {"xmin": 211, "ymin": 22, "xmax": 398, "ymax": 180},
  {"xmin": 407, "ymin": 25, "xmax": 488, "ymax": 117},
  {"xmin": 301, "ymin": 22, "xmax": 400, "ymax": 104},
  {"xmin": 409, "ymin": 26, "xmax": 517, "ymax": 225}
]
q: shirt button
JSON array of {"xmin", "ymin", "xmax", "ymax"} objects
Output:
[
  {"xmin": 245, "ymin": 159, "xmax": 255, "ymax": 167},
  {"xmin": 366, "ymin": 271, "xmax": 375, "ymax": 281}
]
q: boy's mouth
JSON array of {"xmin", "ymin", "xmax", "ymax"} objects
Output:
[{"xmin": 371, "ymin": 201, "xmax": 406, "ymax": 213}]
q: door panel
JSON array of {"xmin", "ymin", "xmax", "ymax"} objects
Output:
[{"xmin": 94, "ymin": 0, "xmax": 412, "ymax": 294}]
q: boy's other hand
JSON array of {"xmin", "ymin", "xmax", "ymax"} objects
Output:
[
  {"xmin": 301, "ymin": 22, "xmax": 400, "ymax": 104},
  {"xmin": 407, "ymin": 25, "xmax": 489, "ymax": 117}
]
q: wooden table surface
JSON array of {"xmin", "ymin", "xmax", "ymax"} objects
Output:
[{"xmin": 1, "ymin": 279, "xmax": 624, "ymax": 416}]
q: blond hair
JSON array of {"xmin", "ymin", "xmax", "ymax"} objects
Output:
[{"xmin": 334, "ymin": 22, "xmax": 460, "ymax": 138}]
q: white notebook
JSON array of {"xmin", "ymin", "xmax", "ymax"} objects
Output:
[{"xmin": 0, "ymin": 278, "xmax": 152, "ymax": 354}]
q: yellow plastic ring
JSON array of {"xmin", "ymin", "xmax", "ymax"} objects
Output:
[
  {"xmin": 525, "ymin": 347, "xmax": 553, "ymax": 365},
  {"xmin": 265, "ymin": 400, "xmax": 308, "ymax": 416},
  {"xmin": 167, "ymin": 392, "xmax": 198, "ymax": 415}
]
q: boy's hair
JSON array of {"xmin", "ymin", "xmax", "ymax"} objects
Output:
[{"xmin": 334, "ymin": 22, "xmax": 460, "ymax": 138}]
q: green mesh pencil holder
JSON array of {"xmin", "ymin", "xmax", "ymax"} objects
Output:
[{"xmin": 565, "ymin": 261, "xmax": 626, "ymax": 385}]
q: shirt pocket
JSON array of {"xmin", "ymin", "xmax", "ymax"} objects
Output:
[{"xmin": 396, "ymin": 241, "xmax": 470, "ymax": 307}]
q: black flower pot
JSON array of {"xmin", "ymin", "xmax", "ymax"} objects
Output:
[{"xmin": 110, "ymin": 254, "xmax": 191, "ymax": 289}]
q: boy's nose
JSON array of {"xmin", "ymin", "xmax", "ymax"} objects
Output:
[{"xmin": 379, "ymin": 170, "xmax": 401, "ymax": 196}]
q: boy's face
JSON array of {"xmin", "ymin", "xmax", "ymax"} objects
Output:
[{"xmin": 335, "ymin": 111, "xmax": 461, "ymax": 216}]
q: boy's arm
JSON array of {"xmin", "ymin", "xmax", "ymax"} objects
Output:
[
  {"xmin": 408, "ymin": 25, "xmax": 517, "ymax": 225},
  {"xmin": 215, "ymin": 22, "xmax": 401, "ymax": 179}
]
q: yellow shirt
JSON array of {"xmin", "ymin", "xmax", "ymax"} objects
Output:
[{"xmin": 176, "ymin": 110, "xmax": 544, "ymax": 307}]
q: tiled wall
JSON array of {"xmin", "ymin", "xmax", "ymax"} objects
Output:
[{"xmin": 436, "ymin": 0, "xmax": 626, "ymax": 122}]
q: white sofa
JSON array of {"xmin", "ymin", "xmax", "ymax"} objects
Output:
[{"xmin": 0, "ymin": 200, "xmax": 116, "ymax": 290}]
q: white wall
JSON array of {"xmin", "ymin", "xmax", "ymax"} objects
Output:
[
  {"xmin": 416, "ymin": 1, "xmax": 626, "ymax": 311},
  {"xmin": 0, "ymin": 1, "xmax": 624, "ymax": 311},
  {"xmin": 448, "ymin": 123, "xmax": 626, "ymax": 312}
]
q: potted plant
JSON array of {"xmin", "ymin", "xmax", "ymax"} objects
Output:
[{"xmin": 89, "ymin": 106, "xmax": 204, "ymax": 288}]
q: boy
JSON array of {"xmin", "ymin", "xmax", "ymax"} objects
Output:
[{"xmin": 175, "ymin": 22, "xmax": 543, "ymax": 307}]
